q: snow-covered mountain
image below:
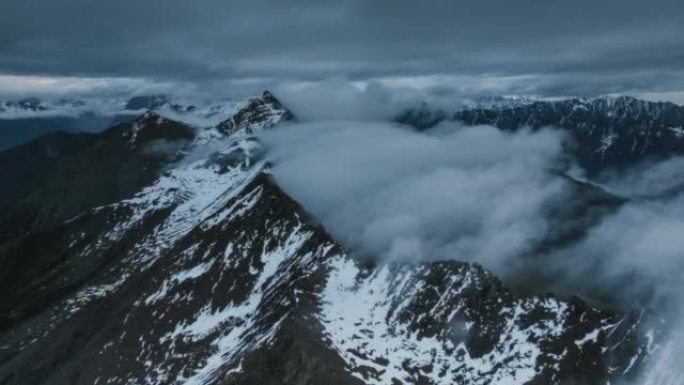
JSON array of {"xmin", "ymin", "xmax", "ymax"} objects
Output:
[
  {"xmin": 397, "ymin": 96, "xmax": 684, "ymax": 175},
  {"xmin": 0, "ymin": 91, "xmax": 669, "ymax": 385}
]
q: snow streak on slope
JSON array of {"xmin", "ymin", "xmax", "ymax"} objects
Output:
[
  {"xmin": 0, "ymin": 133, "xmax": 268, "ymax": 354},
  {"xmin": 112, "ymin": 212, "xmax": 331, "ymax": 385},
  {"xmin": 72, "ymin": 138, "xmax": 265, "ymax": 306},
  {"xmin": 320, "ymin": 257, "xmax": 539, "ymax": 385},
  {"xmin": 319, "ymin": 256, "xmax": 644, "ymax": 385},
  {"xmin": 0, "ymin": 93, "xmax": 297, "ymax": 372}
]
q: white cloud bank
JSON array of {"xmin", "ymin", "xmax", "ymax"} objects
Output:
[{"xmin": 260, "ymin": 120, "xmax": 569, "ymax": 270}]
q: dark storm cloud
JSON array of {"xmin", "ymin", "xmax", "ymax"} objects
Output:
[{"xmin": 1, "ymin": 0, "xmax": 683, "ymax": 96}]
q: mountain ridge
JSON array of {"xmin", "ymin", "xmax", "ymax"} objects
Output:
[
  {"xmin": 0, "ymin": 91, "xmax": 670, "ymax": 384},
  {"xmin": 397, "ymin": 95, "xmax": 684, "ymax": 176}
]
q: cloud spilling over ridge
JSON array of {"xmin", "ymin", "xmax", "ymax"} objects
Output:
[
  {"xmin": 259, "ymin": 121, "xmax": 570, "ymax": 270},
  {"xmin": 273, "ymin": 78, "xmax": 420, "ymax": 121},
  {"xmin": 260, "ymin": 114, "xmax": 684, "ymax": 304},
  {"xmin": 259, "ymin": 113, "xmax": 684, "ymax": 382},
  {"xmin": 272, "ymin": 77, "xmax": 491, "ymax": 122}
]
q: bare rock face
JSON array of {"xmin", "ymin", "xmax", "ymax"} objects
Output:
[{"xmin": 0, "ymin": 92, "xmax": 660, "ymax": 385}]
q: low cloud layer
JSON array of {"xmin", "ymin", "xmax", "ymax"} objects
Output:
[
  {"xmin": 543, "ymin": 157, "xmax": 684, "ymax": 309},
  {"xmin": 261, "ymin": 118, "xmax": 684, "ymax": 303},
  {"xmin": 260, "ymin": 121, "xmax": 569, "ymax": 269},
  {"xmin": 564, "ymin": 191, "xmax": 684, "ymax": 384},
  {"xmin": 569, "ymin": 158, "xmax": 684, "ymax": 384},
  {"xmin": 260, "ymin": 117, "xmax": 684, "ymax": 382}
]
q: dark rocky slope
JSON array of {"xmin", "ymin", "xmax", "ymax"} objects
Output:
[
  {"xmin": 0, "ymin": 112, "xmax": 194, "ymax": 241},
  {"xmin": 0, "ymin": 131, "xmax": 97, "ymax": 206}
]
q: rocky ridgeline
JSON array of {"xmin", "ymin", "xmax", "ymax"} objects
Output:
[{"xmin": 397, "ymin": 96, "xmax": 684, "ymax": 175}]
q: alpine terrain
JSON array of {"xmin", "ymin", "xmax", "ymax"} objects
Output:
[{"xmin": 0, "ymin": 91, "xmax": 678, "ymax": 385}]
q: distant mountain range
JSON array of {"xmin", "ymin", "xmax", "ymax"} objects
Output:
[
  {"xmin": 0, "ymin": 92, "xmax": 680, "ymax": 384},
  {"xmin": 397, "ymin": 95, "xmax": 684, "ymax": 175},
  {"xmin": 0, "ymin": 95, "xmax": 242, "ymax": 150}
]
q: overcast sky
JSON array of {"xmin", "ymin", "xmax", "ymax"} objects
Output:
[{"xmin": 1, "ymin": 0, "xmax": 683, "ymax": 99}]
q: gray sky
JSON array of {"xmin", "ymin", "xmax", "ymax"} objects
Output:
[{"xmin": 1, "ymin": 0, "xmax": 683, "ymax": 98}]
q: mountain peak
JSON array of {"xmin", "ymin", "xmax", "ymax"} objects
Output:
[
  {"xmin": 262, "ymin": 89, "xmax": 275, "ymax": 99},
  {"xmin": 121, "ymin": 111, "xmax": 193, "ymax": 146},
  {"xmin": 216, "ymin": 91, "xmax": 295, "ymax": 136}
]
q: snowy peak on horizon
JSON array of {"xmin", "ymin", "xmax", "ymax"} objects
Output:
[
  {"xmin": 216, "ymin": 90, "xmax": 295, "ymax": 136},
  {"xmin": 0, "ymin": 94, "xmax": 240, "ymax": 127},
  {"xmin": 396, "ymin": 94, "xmax": 684, "ymax": 175},
  {"xmin": 404, "ymin": 94, "xmax": 683, "ymax": 116}
]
